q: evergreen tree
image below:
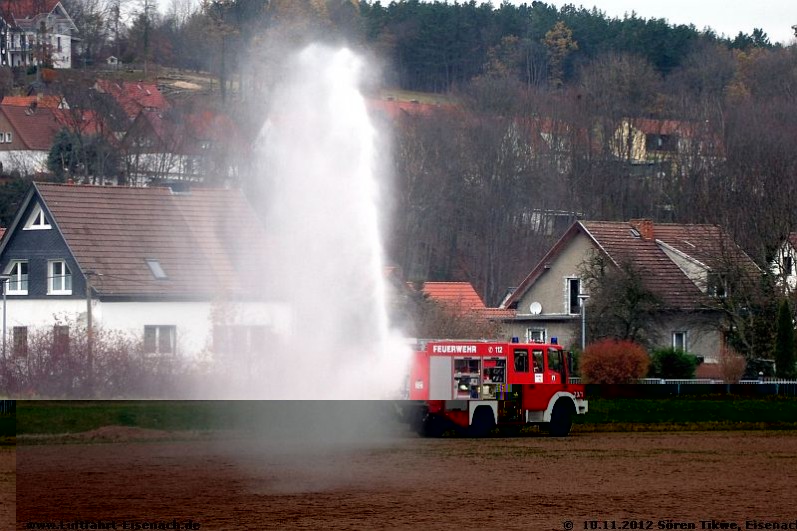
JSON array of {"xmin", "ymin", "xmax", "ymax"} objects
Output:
[{"xmin": 774, "ymin": 299, "xmax": 797, "ymax": 379}]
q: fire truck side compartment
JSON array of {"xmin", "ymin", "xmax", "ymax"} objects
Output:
[{"xmin": 429, "ymin": 356, "xmax": 453, "ymax": 400}]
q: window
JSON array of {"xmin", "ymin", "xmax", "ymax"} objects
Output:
[
  {"xmin": 23, "ymin": 203, "xmax": 50, "ymax": 230},
  {"xmin": 532, "ymin": 349, "xmax": 544, "ymax": 373},
  {"xmin": 4, "ymin": 132, "xmax": 10, "ymax": 143},
  {"xmin": 12, "ymin": 326, "xmax": 27, "ymax": 358},
  {"xmin": 527, "ymin": 328, "xmax": 547, "ymax": 343},
  {"xmin": 48, "ymin": 260, "xmax": 72, "ymax": 294},
  {"xmin": 707, "ymin": 273, "xmax": 728, "ymax": 299},
  {"xmin": 785, "ymin": 255, "xmax": 793, "ymax": 276},
  {"xmin": 213, "ymin": 325, "xmax": 268, "ymax": 355},
  {"xmin": 567, "ymin": 278, "xmax": 581, "ymax": 314},
  {"xmin": 145, "ymin": 259, "xmax": 167, "ymax": 280},
  {"xmin": 5, "ymin": 260, "xmax": 28, "ymax": 294},
  {"xmin": 144, "ymin": 325, "xmax": 176, "ymax": 355},
  {"xmin": 548, "ymin": 348, "xmax": 566, "ymax": 382},
  {"xmin": 56, "ymin": 36, "xmax": 61, "ymax": 51},
  {"xmin": 673, "ymin": 331, "xmax": 687, "ymax": 351},
  {"xmin": 514, "ymin": 349, "xmax": 529, "ymax": 373}
]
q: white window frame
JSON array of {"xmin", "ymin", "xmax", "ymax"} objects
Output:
[
  {"xmin": 566, "ymin": 277, "xmax": 581, "ymax": 315},
  {"xmin": 144, "ymin": 325, "xmax": 176, "ymax": 355},
  {"xmin": 4, "ymin": 132, "xmax": 10, "ymax": 143},
  {"xmin": 527, "ymin": 327, "xmax": 547, "ymax": 343},
  {"xmin": 48, "ymin": 260, "xmax": 72, "ymax": 295},
  {"xmin": 4, "ymin": 260, "xmax": 28, "ymax": 295},
  {"xmin": 672, "ymin": 331, "xmax": 688, "ymax": 351},
  {"xmin": 23, "ymin": 203, "xmax": 51, "ymax": 230}
]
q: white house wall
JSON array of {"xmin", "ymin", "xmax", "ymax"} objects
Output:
[
  {"xmin": 4, "ymin": 298, "xmax": 292, "ymax": 359},
  {"xmin": 0, "ymin": 150, "xmax": 49, "ymax": 174},
  {"xmin": 772, "ymin": 242, "xmax": 797, "ymax": 293},
  {"xmin": 515, "ymin": 231, "xmax": 595, "ymax": 317}
]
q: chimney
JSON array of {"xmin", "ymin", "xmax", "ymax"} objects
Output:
[{"xmin": 630, "ymin": 219, "xmax": 654, "ymax": 240}]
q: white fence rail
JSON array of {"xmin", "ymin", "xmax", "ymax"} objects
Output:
[{"xmin": 568, "ymin": 377, "xmax": 797, "ymax": 385}]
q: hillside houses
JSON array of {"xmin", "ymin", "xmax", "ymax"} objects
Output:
[
  {"xmin": 0, "ymin": 79, "xmax": 247, "ymax": 185},
  {"xmin": 0, "ymin": 0, "xmax": 78, "ymax": 69}
]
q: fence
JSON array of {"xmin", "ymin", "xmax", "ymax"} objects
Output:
[
  {"xmin": 568, "ymin": 378, "xmax": 797, "ymax": 397},
  {"xmin": 569, "ymin": 377, "xmax": 797, "ymax": 385}
]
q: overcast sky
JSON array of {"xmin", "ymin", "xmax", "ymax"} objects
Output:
[{"xmin": 154, "ymin": 0, "xmax": 796, "ymax": 45}]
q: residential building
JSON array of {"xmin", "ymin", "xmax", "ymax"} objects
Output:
[
  {"xmin": 501, "ymin": 219, "xmax": 759, "ymax": 363},
  {"xmin": 0, "ymin": 103, "xmax": 61, "ymax": 173},
  {"xmin": 121, "ymin": 107, "xmax": 245, "ymax": 184},
  {"xmin": 0, "ymin": 0, "xmax": 78, "ymax": 69},
  {"xmin": 771, "ymin": 232, "xmax": 797, "ymax": 294},
  {"xmin": 93, "ymin": 80, "xmax": 170, "ymax": 123},
  {"xmin": 0, "ymin": 182, "xmax": 289, "ymax": 360}
]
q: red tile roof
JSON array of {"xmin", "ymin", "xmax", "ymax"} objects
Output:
[
  {"xmin": 126, "ymin": 108, "xmax": 244, "ymax": 156},
  {"xmin": 34, "ymin": 183, "xmax": 268, "ymax": 299},
  {"xmin": 422, "ymin": 281, "xmax": 514, "ymax": 320},
  {"xmin": 505, "ymin": 220, "xmax": 759, "ymax": 311},
  {"xmin": 1, "ymin": 95, "xmax": 63, "ymax": 109},
  {"xmin": 0, "ymin": 0, "xmax": 59, "ymax": 24},
  {"xmin": 52, "ymin": 108, "xmax": 103, "ymax": 136},
  {"xmin": 367, "ymin": 99, "xmax": 453, "ymax": 121},
  {"xmin": 0, "ymin": 104, "xmax": 60, "ymax": 150},
  {"xmin": 94, "ymin": 80, "xmax": 170, "ymax": 121},
  {"xmin": 580, "ymin": 221, "xmax": 707, "ymax": 308},
  {"xmin": 422, "ymin": 282, "xmax": 486, "ymax": 314}
]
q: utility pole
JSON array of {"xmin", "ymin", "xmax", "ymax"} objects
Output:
[
  {"xmin": 0, "ymin": 275, "xmax": 9, "ymax": 360},
  {"xmin": 578, "ymin": 293, "xmax": 590, "ymax": 352},
  {"xmin": 85, "ymin": 270, "xmax": 94, "ymax": 396}
]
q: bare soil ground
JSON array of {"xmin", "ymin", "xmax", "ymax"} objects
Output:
[
  {"xmin": 0, "ymin": 448, "xmax": 14, "ymax": 530},
  {"xmin": 17, "ymin": 431, "xmax": 797, "ymax": 530}
]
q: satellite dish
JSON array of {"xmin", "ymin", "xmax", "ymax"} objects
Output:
[{"xmin": 529, "ymin": 301, "xmax": 542, "ymax": 315}]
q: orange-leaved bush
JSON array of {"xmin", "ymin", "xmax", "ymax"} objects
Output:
[{"xmin": 580, "ymin": 339, "xmax": 650, "ymax": 384}]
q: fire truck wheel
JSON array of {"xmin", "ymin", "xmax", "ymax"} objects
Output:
[
  {"xmin": 469, "ymin": 406, "xmax": 496, "ymax": 438},
  {"xmin": 421, "ymin": 414, "xmax": 445, "ymax": 437},
  {"xmin": 548, "ymin": 401, "xmax": 573, "ymax": 437}
]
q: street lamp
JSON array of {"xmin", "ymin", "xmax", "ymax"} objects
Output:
[
  {"xmin": 578, "ymin": 293, "xmax": 590, "ymax": 352},
  {"xmin": 0, "ymin": 274, "xmax": 10, "ymax": 360}
]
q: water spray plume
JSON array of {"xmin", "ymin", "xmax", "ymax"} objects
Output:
[{"xmin": 249, "ymin": 44, "xmax": 409, "ymax": 399}]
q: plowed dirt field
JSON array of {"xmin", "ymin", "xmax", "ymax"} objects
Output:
[{"xmin": 17, "ymin": 431, "xmax": 797, "ymax": 530}]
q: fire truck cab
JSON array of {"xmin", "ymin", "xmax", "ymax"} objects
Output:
[{"xmin": 407, "ymin": 338, "xmax": 587, "ymax": 437}]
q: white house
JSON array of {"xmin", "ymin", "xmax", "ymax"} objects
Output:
[
  {"xmin": 771, "ymin": 233, "xmax": 797, "ymax": 294},
  {"xmin": 0, "ymin": 0, "xmax": 78, "ymax": 69},
  {"xmin": 0, "ymin": 182, "xmax": 290, "ymax": 361}
]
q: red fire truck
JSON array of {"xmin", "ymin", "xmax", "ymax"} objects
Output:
[{"xmin": 407, "ymin": 338, "xmax": 587, "ymax": 437}]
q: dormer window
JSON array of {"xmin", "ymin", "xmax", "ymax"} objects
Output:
[
  {"xmin": 23, "ymin": 203, "xmax": 51, "ymax": 230},
  {"xmin": 145, "ymin": 259, "xmax": 167, "ymax": 280}
]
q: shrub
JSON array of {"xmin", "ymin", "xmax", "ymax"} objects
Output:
[
  {"xmin": 648, "ymin": 348, "xmax": 699, "ymax": 379},
  {"xmin": 1, "ymin": 319, "xmax": 191, "ymax": 398},
  {"xmin": 718, "ymin": 344, "xmax": 746, "ymax": 384},
  {"xmin": 774, "ymin": 299, "xmax": 797, "ymax": 379},
  {"xmin": 580, "ymin": 338, "xmax": 649, "ymax": 384}
]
